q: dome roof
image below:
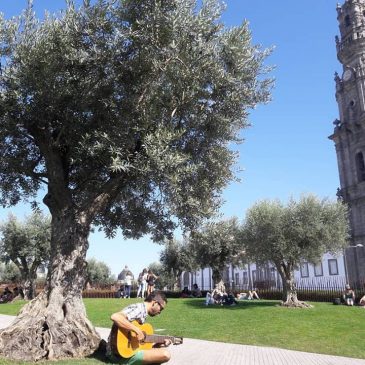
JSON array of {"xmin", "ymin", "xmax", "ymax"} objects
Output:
[{"xmin": 117, "ymin": 266, "xmax": 134, "ymax": 281}]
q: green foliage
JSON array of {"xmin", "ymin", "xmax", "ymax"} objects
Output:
[
  {"xmin": 0, "ymin": 212, "xmax": 51, "ymax": 280},
  {"xmin": 160, "ymin": 238, "xmax": 194, "ymax": 288},
  {"xmin": 241, "ymin": 195, "xmax": 350, "ymax": 285},
  {"xmin": 86, "ymin": 258, "xmax": 115, "ymax": 288},
  {"xmin": 0, "ymin": 0, "xmax": 272, "ymax": 240},
  {"xmin": 189, "ymin": 217, "xmax": 242, "ymax": 283},
  {"xmin": 147, "ymin": 261, "xmax": 172, "ymax": 289},
  {"xmin": 0, "ymin": 262, "xmax": 21, "ymax": 283}
]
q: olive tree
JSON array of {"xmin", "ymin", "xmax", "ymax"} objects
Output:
[
  {"xmin": 160, "ymin": 238, "xmax": 195, "ymax": 290},
  {"xmin": 241, "ymin": 195, "xmax": 349, "ymax": 308},
  {"xmin": 86, "ymin": 258, "xmax": 115, "ymax": 288},
  {"xmin": 0, "ymin": 0, "xmax": 271, "ymax": 360},
  {"xmin": 0, "ymin": 212, "xmax": 51, "ymax": 300},
  {"xmin": 189, "ymin": 217, "xmax": 242, "ymax": 290}
]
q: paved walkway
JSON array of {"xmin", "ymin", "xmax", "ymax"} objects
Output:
[{"xmin": 0, "ymin": 314, "xmax": 364, "ymax": 365}]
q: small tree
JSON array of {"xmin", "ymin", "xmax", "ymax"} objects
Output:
[
  {"xmin": 160, "ymin": 238, "xmax": 194, "ymax": 290},
  {"xmin": 0, "ymin": 212, "xmax": 51, "ymax": 300},
  {"xmin": 86, "ymin": 258, "xmax": 115, "ymax": 288},
  {"xmin": 189, "ymin": 217, "xmax": 242, "ymax": 290},
  {"xmin": 241, "ymin": 195, "xmax": 350, "ymax": 308}
]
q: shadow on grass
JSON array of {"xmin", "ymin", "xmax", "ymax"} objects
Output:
[
  {"xmin": 86, "ymin": 340, "xmax": 110, "ymax": 364},
  {"xmin": 185, "ymin": 298, "xmax": 280, "ymax": 309}
]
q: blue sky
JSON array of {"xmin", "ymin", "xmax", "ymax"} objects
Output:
[{"xmin": 0, "ymin": 1, "xmax": 342, "ymax": 277}]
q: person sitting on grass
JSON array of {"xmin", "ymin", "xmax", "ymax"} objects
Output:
[
  {"xmin": 191, "ymin": 283, "xmax": 202, "ymax": 298},
  {"xmin": 342, "ymin": 284, "xmax": 355, "ymax": 306},
  {"xmin": 236, "ymin": 289, "xmax": 260, "ymax": 300},
  {"xmin": 205, "ymin": 285, "xmax": 224, "ymax": 305},
  {"xmin": 180, "ymin": 286, "xmax": 191, "ymax": 298},
  {"xmin": 222, "ymin": 291, "xmax": 238, "ymax": 306},
  {"xmin": 358, "ymin": 283, "xmax": 365, "ymax": 307}
]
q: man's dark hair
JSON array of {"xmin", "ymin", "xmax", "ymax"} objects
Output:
[{"xmin": 145, "ymin": 291, "xmax": 167, "ymax": 304}]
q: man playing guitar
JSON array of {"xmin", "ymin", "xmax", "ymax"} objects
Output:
[{"xmin": 107, "ymin": 291, "xmax": 172, "ymax": 364}]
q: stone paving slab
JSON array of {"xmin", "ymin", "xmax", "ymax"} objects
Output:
[{"xmin": 1, "ymin": 314, "xmax": 365, "ymax": 365}]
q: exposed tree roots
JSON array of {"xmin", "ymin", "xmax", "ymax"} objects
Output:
[
  {"xmin": 280, "ymin": 298, "xmax": 313, "ymax": 308},
  {"xmin": 0, "ymin": 291, "xmax": 101, "ymax": 361}
]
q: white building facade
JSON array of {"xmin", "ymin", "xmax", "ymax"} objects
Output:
[{"xmin": 181, "ymin": 252, "xmax": 347, "ymax": 291}]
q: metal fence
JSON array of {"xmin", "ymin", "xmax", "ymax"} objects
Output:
[{"xmin": 231, "ymin": 277, "xmax": 365, "ymax": 303}]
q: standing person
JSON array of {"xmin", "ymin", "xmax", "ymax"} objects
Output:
[
  {"xmin": 124, "ymin": 271, "xmax": 133, "ymax": 299},
  {"xmin": 147, "ymin": 269, "xmax": 158, "ymax": 296},
  {"xmin": 107, "ymin": 291, "xmax": 171, "ymax": 364},
  {"xmin": 136, "ymin": 268, "xmax": 148, "ymax": 298}
]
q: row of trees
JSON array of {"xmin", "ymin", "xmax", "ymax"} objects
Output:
[
  {"xmin": 160, "ymin": 195, "xmax": 349, "ymax": 308},
  {"xmin": 0, "ymin": 213, "xmax": 116, "ymax": 297}
]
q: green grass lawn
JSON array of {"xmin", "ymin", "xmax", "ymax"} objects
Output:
[{"xmin": 0, "ymin": 298, "xmax": 364, "ymax": 364}]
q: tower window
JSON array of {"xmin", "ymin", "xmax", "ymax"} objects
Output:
[
  {"xmin": 345, "ymin": 15, "xmax": 351, "ymax": 27},
  {"xmin": 355, "ymin": 152, "xmax": 365, "ymax": 182}
]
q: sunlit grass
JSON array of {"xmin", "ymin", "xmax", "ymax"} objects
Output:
[{"xmin": 0, "ymin": 298, "xmax": 364, "ymax": 364}]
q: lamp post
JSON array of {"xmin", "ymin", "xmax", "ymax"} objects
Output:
[{"xmin": 343, "ymin": 244, "xmax": 364, "ymax": 287}]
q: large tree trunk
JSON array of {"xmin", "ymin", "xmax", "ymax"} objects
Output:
[
  {"xmin": 212, "ymin": 268, "xmax": 226, "ymax": 292},
  {"xmin": 0, "ymin": 213, "xmax": 101, "ymax": 361},
  {"xmin": 277, "ymin": 264, "xmax": 312, "ymax": 308},
  {"xmin": 22, "ymin": 271, "xmax": 37, "ymax": 301}
]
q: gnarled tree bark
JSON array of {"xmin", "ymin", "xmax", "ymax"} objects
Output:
[
  {"xmin": 277, "ymin": 262, "xmax": 312, "ymax": 308},
  {"xmin": 0, "ymin": 212, "xmax": 101, "ymax": 361}
]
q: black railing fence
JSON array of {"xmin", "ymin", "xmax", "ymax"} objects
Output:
[{"xmin": 224, "ymin": 277, "xmax": 365, "ymax": 303}]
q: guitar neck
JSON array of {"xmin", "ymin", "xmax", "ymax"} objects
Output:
[{"xmin": 144, "ymin": 334, "xmax": 176, "ymax": 344}]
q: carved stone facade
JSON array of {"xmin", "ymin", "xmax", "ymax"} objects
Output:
[{"xmin": 330, "ymin": 0, "xmax": 365, "ymax": 286}]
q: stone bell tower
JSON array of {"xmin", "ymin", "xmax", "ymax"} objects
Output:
[{"xmin": 329, "ymin": 0, "xmax": 365, "ymax": 287}]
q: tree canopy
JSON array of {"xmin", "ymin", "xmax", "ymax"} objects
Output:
[
  {"xmin": 86, "ymin": 258, "xmax": 115, "ymax": 288},
  {"xmin": 0, "ymin": 212, "xmax": 51, "ymax": 299},
  {"xmin": 0, "ymin": 0, "xmax": 272, "ymax": 240},
  {"xmin": 241, "ymin": 195, "xmax": 350, "ymax": 307},
  {"xmin": 160, "ymin": 238, "xmax": 194, "ymax": 290},
  {"xmin": 189, "ymin": 217, "xmax": 242, "ymax": 288}
]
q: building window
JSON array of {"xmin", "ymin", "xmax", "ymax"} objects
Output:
[
  {"xmin": 355, "ymin": 152, "xmax": 365, "ymax": 182},
  {"xmin": 252, "ymin": 270, "xmax": 257, "ymax": 283},
  {"xmin": 314, "ymin": 262, "xmax": 323, "ymax": 277},
  {"xmin": 345, "ymin": 15, "xmax": 351, "ymax": 27},
  {"xmin": 243, "ymin": 271, "xmax": 248, "ymax": 284},
  {"xmin": 235, "ymin": 273, "xmax": 240, "ymax": 286},
  {"xmin": 300, "ymin": 262, "xmax": 309, "ymax": 278},
  {"xmin": 328, "ymin": 259, "xmax": 339, "ymax": 275},
  {"xmin": 270, "ymin": 267, "xmax": 276, "ymax": 281}
]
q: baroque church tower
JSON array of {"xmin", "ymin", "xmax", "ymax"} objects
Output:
[{"xmin": 330, "ymin": 0, "xmax": 365, "ymax": 286}]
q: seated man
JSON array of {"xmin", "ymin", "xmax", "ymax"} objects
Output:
[
  {"xmin": 191, "ymin": 283, "xmax": 202, "ymax": 298},
  {"xmin": 107, "ymin": 291, "xmax": 171, "ymax": 364},
  {"xmin": 342, "ymin": 284, "xmax": 355, "ymax": 306},
  {"xmin": 180, "ymin": 286, "xmax": 191, "ymax": 298}
]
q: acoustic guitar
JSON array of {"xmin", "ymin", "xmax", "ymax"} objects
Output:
[{"xmin": 110, "ymin": 321, "xmax": 183, "ymax": 358}]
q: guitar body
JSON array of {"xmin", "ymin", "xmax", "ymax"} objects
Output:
[
  {"xmin": 110, "ymin": 320, "xmax": 183, "ymax": 359},
  {"xmin": 116, "ymin": 321, "xmax": 154, "ymax": 358}
]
